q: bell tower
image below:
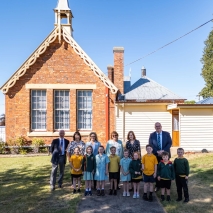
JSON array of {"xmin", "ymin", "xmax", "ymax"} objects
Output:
[{"xmin": 54, "ymin": 0, "xmax": 74, "ymax": 37}]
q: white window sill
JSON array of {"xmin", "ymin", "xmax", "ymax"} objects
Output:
[{"xmin": 27, "ymin": 131, "xmax": 91, "ymax": 137}]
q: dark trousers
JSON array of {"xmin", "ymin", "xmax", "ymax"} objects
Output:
[
  {"xmin": 155, "ymin": 155, "xmax": 162, "ymax": 188},
  {"xmin": 50, "ymin": 155, "xmax": 65, "ymax": 187},
  {"xmin": 175, "ymin": 175, "xmax": 189, "ymax": 199}
]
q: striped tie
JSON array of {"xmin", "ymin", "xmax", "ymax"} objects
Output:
[{"xmin": 157, "ymin": 134, "xmax": 161, "ymax": 150}]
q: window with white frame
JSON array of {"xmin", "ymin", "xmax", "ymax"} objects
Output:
[
  {"xmin": 77, "ymin": 90, "xmax": 92, "ymax": 130},
  {"xmin": 54, "ymin": 90, "xmax": 70, "ymax": 130},
  {"xmin": 31, "ymin": 90, "xmax": 47, "ymax": 130}
]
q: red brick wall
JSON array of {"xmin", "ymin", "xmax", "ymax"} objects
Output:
[{"xmin": 5, "ymin": 39, "xmax": 112, "ymax": 147}]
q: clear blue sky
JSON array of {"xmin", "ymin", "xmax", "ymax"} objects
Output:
[{"xmin": 0, "ymin": 0, "xmax": 213, "ymax": 114}]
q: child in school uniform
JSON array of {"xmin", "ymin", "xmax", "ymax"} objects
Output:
[
  {"xmin": 142, "ymin": 144, "xmax": 158, "ymax": 202},
  {"xmin": 120, "ymin": 149, "xmax": 132, "ymax": 197},
  {"xmin": 69, "ymin": 147, "xmax": 83, "ymax": 194},
  {"xmin": 174, "ymin": 148, "xmax": 190, "ymax": 203},
  {"xmin": 108, "ymin": 146, "xmax": 120, "ymax": 195},
  {"xmin": 157, "ymin": 151, "xmax": 175, "ymax": 201},
  {"xmin": 82, "ymin": 145, "xmax": 96, "ymax": 196},
  {"xmin": 129, "ymin": 152, "xmax": 142, "ymax": 199},
  {"xmin": 94, "ymin": 145, "xmax": 110, "ymax": 196}
]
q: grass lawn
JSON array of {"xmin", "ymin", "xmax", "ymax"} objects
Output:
[
  {"xmin": 157, "ymin": 153, "xmax": 213, "ymax": 213},
  {"xmin": 0, "ymin": 156, "xmax": 82, "ymax": 213}
]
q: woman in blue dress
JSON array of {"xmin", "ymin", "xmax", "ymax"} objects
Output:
[
  {"xmin": 94, "ymin": 146, "xmax": 110, "ymax": 196},
  {"xmin": 120, "ymin": 149, "xmax": 132, "ymax": 196}
]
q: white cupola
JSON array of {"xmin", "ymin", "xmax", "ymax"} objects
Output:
[{"xmin": 54, "ymin": 0, "xmax": 74, "ymax": 37}]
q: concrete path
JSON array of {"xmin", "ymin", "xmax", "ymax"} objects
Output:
[{"xmin": 76, "ymin": 182, "xmax": 165, "ymax": 213}]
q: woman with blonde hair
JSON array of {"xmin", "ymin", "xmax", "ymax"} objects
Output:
[{"xmin": 85, "ymin": 132, "xmax": 101, "ymax": 189}]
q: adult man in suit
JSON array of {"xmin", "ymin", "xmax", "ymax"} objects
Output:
[
  {"xmin": 149, "ymin": 122, "xmax": 172, "ymax": 191},
  {"xmin": 50, "ymin": 130, "xmax": 69, "ymax": 191}
]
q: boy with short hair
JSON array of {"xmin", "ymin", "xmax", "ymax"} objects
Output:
[
  {"xmin": 157, "ymin": 151, "xmax": 175, "ymax": 201},
  {"xmin": 109, "ymin": 146, "xmax": 120, "ymax": 195},
  {"xmin": 142, "ymin": 144, "xmax": 158, "ymax": 202},
  {"xmin": 174, "ymin": 148, "xmax": 189, "ymax": 203}
]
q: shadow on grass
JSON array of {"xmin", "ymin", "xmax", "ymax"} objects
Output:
[
  {"xmin": 156, "ymin": 167, "xmax": 213, "ymax": 213},
  {"xmin": 0, "ymin": 157, "xmax": 81, "ymax": 213}
]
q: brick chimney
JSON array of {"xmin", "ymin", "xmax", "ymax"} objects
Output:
[
  {"xmin": 113, "ymin": 47, "xmax": 124, "ymax": 95},
  {"xmin": 107, "ymin": 65, "xmax": 114, "ymax": 83}
]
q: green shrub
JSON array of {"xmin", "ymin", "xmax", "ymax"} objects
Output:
[
  {"xmin": 32, "ymin": 138, "xmax": 45, "ymax": 153},
  {"xmin": 0, "ymin": 142, "xmax": 6, "ymax": 154},
  {"xmin": 15, "ymin": 136, "xmax": 28, "ymax": 147},
  {"xmin": 19, "ymin": 148, "xmax": 27, "ymax": 155}
]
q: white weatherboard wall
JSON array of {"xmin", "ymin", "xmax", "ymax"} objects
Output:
[
  {"xmin": 180, "ymin": 108, "xmax": 213, "ymax": 151},
  {"xmin": 116, "ymin": 104, "xmax": 172, "ymax": 147}
]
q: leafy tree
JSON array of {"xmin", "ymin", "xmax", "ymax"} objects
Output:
[
  {"xmin": 0, "ymin": 114, "xmax": 5, "ymax": 126},
  {"xmin": 184, "ymin": 100, "xmax": 196, "ymax": 104},
  {"xmin": 200, "ymin": 29, "xmax": 213, "ymax": 98}
]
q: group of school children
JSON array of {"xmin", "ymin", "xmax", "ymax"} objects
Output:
[{"xmin": 69, "ymin": 144, "xmax": 189, "ymax": 202}]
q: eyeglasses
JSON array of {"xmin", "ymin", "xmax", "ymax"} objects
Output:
[
  {"xmin": 112, "ymin": 135, "xmax": 118, "ymax": 137},
  {"xmin": 90, "ymin": 135, "xmax": 95, "ymax": 138}
]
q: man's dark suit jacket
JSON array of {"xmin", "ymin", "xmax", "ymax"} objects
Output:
[
  {"xmin": 50, "ymin": 138, "xmax": 69, "ymax": 165},
  {"xmin": 148, "ymin": 131, "xmax": 172, "ymax": 156}
]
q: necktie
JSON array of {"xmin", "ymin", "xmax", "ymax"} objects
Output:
[
  {"xmin": 157, "ymin": 134, "xmax": 161, "ymax": 150},
  {"xmin": 60, "ymin": 139, "xmax": 63, "ymax": 154}
]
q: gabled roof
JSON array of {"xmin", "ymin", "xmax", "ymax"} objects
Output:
[
  {"xmin": 124, "ymin": 76, "xmax": 184, "ymax": 100},
  {"xmin": 196, "ymin": 97, "xmax": 213, "ymax": 104},
  {"xmin": 1, "ymin": 26, "xmax": 118, "ymax": 94}
]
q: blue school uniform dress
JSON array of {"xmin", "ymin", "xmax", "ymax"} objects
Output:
[
  {"xmin": 94, "ymin": 154, "xmax": 110, "ymax": 181},
  {"xmin": 120, "ymin": 157, "xmax": 132, "ymax": 181}
]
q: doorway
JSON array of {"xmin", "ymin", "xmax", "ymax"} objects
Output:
[{"xmin": 172, "ymin": 110, "xmax": 179, "ymax": 146}]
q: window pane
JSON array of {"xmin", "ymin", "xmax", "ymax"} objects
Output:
[
  {"xmin": 77, "ymin": 90, "xmax": 92, "ymax": 129},
  {"xmin": 54, "ymin": 90, "xmax": 70, "ymax": 129},
  {"xmin": 31, "ymin": 90, "xmax": 46, "ymax": 130}
]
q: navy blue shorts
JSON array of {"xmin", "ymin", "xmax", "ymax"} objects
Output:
[
  {"xmin": 143, "ymin": 174, "xmax": 155, "ymax": 183},
  {"xmin": 160, "ymin": 179, "xmax": 171, "ymax": 189}
]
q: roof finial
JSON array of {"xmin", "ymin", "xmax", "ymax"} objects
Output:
[{"xmin": 55, "ymin": 0, "xmax": 71, "ymax": 11}]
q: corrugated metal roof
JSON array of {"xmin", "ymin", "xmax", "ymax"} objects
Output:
[
  {"xmin": 124, "ymin": 76, "xmax": 184, "ymax": 100},
  {"xmin": 196, "ymin": 97, "xmax": 213, "ymax": 104}
]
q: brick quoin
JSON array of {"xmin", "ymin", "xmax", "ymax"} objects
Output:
[{"xmin": 5, "ymin": 39, "xmax": 114, "ymax": 146}]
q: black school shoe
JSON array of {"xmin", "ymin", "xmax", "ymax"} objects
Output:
[
  {"xmin": 109, "ymin": 189, "xmax": 113, "ymax": 195},
  {"xmin": 97, "ymin": 190, "xmax": 101, "ymax": 196},
  {"xmin": 101, "ymin": 189, "xmax": 105, "ymax": 196},
  {"xmin": 88, "ymin": 191, "xmax": 92, "ymax": 196},
  {"xmin": 114, "ymin": 190, "xmax": 117, "ymax": 195},
  {"xmin": 73, "ymin": 189, "xmax": 77, "ymax": 194},
  {"xmin": 77, "ymin": 189, "xmax": 81, "ymax": 193},
  {"xmin": 184, "ymin": 198, "xmax": 189, "ymax": 203},
  {"xmin": 161, "ymin": 195, "xmax": 165, "ymax": 201},
  {"xmin": 143, "ymin": 194, "xmax": 149, "ymax": 201},
  {"xmin": 84, "ymin": 191, "xmax": 88, "ymax": 196},
  {"xmin": 166, "ymin": 195, "xmax": 171, "ymax": 201},
  {"xmin": 148, "ymin": 194, "xmax": 153, "ymax": 202},
  {"xmin": 176, "ymin": 198, "xmax": 182, "ymax": 201}
]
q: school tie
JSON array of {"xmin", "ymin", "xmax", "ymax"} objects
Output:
[
  {"xmin": 60, "ymin": 139, "xmax": 63, "ymax": 154},
  {"xmin": 157, "ymin": 134, "xmax": 161, "ymax": 150}
]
